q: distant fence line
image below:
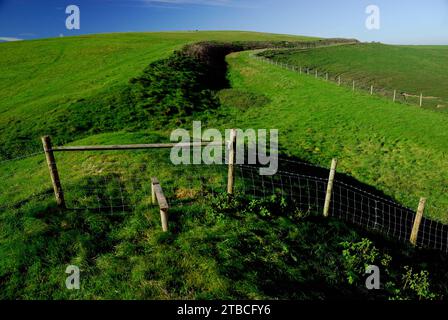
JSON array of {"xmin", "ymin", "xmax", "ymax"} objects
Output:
[{"xmin": 251, "ymin": 53, "xmax": 443, "ymax": 109}]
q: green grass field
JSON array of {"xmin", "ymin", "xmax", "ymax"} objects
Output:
[
  {"xmin": 260, "ymin": 43, "xmax": 448, "ymax": 110},
  {"xmin": 1, "ymin": 32, "xmax": 448, "ymax": 300},
  {"xmin": 216, "ymin": 50, "xmax": 448, "ymax": 222},
  {"xmin": 0, "ymin": 31, "xmax": 317, "ymax": 158}
]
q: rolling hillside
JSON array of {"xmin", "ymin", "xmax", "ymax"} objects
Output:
[
  {"xmin": 1, "ymin": 32, "xmax": 448, "ymax": 300},
  {"xmin": 0, "ymin": 31, "xmax": 317, "ymax": 159},
  {"xmin": 259, "ymin": 43, "xmax": 448, "ymax": 110},
  {"xmin": 216, "ymin": 50, "xmax": 448, "ymax": 222}
]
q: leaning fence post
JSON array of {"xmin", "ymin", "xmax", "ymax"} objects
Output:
[
  {"xmin": 151, "ymin": 177, "xmax": 169, "ymax": 232},
  {"xmin": 410, "ymin": 197, "xmax": 426, "ymax": 246},
  {"xmin": 323, "ymin": 158, "xmax": 338, "ymax": 218},
  {"xmin": 41, "ymin": 136, "xmax": 65, "ymax": 208},
  {"xmin": 227, "ymin": 129, "xmax": 237, "ymax": 195},
  {"xmin": 393, "ymin": 90, "xmax": 396, "ymax": 102},
  {"xmin": 151, "ymin": 178, "xmax": 157, "ymax": 205}
]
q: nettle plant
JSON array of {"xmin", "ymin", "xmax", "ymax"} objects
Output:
[
  {"xmin": 341, "ymin": 238, "xmax": 391, "ymax": 286},
  {"xmin": 340, "ymin": 238, "xmax": 438, "ymax": 300}
]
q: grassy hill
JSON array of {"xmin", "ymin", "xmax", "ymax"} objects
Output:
[
  {"xmin": 1, "ymin": 32, "xmax": 448, "ymax": 300},
  {"xmin": 259, "ymin": 43, "xmax": 448, "ymax": 110},
  {"xmin": 0, "ymin": 31, "xmax": 317, "ymax": 159},
  {"xmin": 216, "ymin": 50, "xmax": 448, "ymax": 222}
]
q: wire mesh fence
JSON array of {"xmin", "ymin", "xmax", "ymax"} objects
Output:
[
  {"xmin": 53, "ymin": 149, "xmax": 228, "ymax": 215},
  {"xmin": 2, "ymin": 141, "xmax": 448, "ymax": 254},
  {"xmin": 0, "ymin": 148, "xmax": 228, "ymax": 214},
  {"xmin": 236, "ymin": 159, "xmax": 448, "ymax": 254}
]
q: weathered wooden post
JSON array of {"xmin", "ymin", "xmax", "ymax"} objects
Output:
[
  {"xmin": 352, "ymin": 80, "xmax": 355, "ymax": 91},
  {"xmin": 338, "ymin": 76, "xmax": 341, "ymax": 86},
  {"xmin": 323, "ymin": 158, "xmax": 338, "ymax": 218},
  {"xmin": 227, "ymin": 129, "xmax": 237, "ymax": 195},
  {"xmin": 41, "ymin": 136, "xmax": 65, "ymax": 208},
  {"xmin": 315, "ymin": 70, "xmax": 318, "ymax": 78},
  {"xmin": 151, "ymin": 178, "xmax": 157, "ymax": 205},
  {"xmin": 393, "ymin": 90, "xmax": 397, "ymax": 102},
  {"xmin": 410, "ymin": 197, "xmax": 426, "ymax": 246},
  {"xmin": 325, "ymin": 73, "xmax": 328, "ymax": 81},
  {"xmin": 370, "ymin": 85, "xmax": 374, "ymax": 95},
  {"xmin": 420, "ymin": 93, "xmax": 423, "ymax": 107},
  {"xmin": 151, "ymin": 177, "xmax": 169, "ymax": 232}
]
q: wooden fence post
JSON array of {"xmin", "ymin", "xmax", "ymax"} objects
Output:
[
  {"xmin": 151, "ymin": 178, "xmax": 157, "ymax": 205},
  {"xmin": 151, "ymin": 177, "xmax": 169, "ymax": 232},
  {"xmin": 326, "ymin": 73, "xmax": 328, "ymax": 81},
  {"xmin": 420, "ymin": 93, "xmax": 423, "ymax": 107},
  {"xmin": 41, "ymin": 136, "xmax": 65, "ymax": 208},
  {"xmin": 338, "ymin": 76, "xmax": 341, "ymax": 86},
  {"xmin": 323, "ymin": 158, "xmax": 338, "ymax": 217},
  {"xmin": 410, "ymin": 197, "xmax": 426, "ymax": 246},
  {"xmin": 315, "ymin": 70, "xmax": 318, "ymax": 78},
  {"xmin": 393, "ymin": 90, "xmax": 396, "ymax": 102},
  {"xmin": 227, "ymin": 129, "xmax": 237, "ymax": 195},
  {"xmin": 352, "ymin": 80, "xmax": 355, "ymax": 91},
  {"xmin": 370, "ymin": 85, "xmax": 374, "ymax": 95}
]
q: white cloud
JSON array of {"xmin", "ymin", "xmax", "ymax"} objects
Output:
[{"xmin": 0, "ymin": 37, "xmax": 23, "ymax": 42}]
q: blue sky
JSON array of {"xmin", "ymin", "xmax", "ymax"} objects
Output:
[{"xmin": 0, "ymin": 0, "xmax": 447, "ymax": 44}]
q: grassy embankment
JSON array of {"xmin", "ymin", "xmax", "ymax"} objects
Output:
[
  {"xmin": 0, "ymin": 31, "xmax": 317, "ymax": 159},
  {"xmin": 259, "ymin": 43, "xmax": 448, "ymax": 110},
  {"xmin": 215, "ymin": 50, "xmax": 448, "ymax": 222}
]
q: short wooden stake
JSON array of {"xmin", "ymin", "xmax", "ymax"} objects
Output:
[
  {"xmin": 420, "ymin": 93, "xmax": 423, "ymax": 107},
  {"xmin": 227, "ymin": 129, "xmax": 237, "ymax": 195},
  {"xmin": 393, "ymin": 90, "xmax": 396, "ymax": 102},
  {"xmin": 323, "ymin": 158, "xmax": 338, "ymax": 217},
  {"xmin": 41, "ymin": 136, "xmax": 65, "ymax": 208},
  {"xmin": 151, "ymin": 178, "xmax": 157, "ymax": 205},
  {"xmin": 326, "ymin": 73, "xmax": 328, "ymax": 81},
  {"xmin": 151, "ymin": 177, "xmax": 169, "ymax": 232},
  {"xmin": 160, "ymin": 208, "xmax": 168, "ymax": 232},
  {"xmin": 315, "ymin": 70, "xmax": 318, "ymax": 78},
  {"xmin": 410, "ymin": 197, "xmax": 427, "ymax": 246},
  {"xmin": 370, "ymin": 85, "xmax": 374, "ymax": 95},
  {"xmin": 352, "ymin": 80, "xmax": 355, "ymax": 91},
  {"xmin": 338, "ymin": 76, "xmax": 341, "ymax": 86}
]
